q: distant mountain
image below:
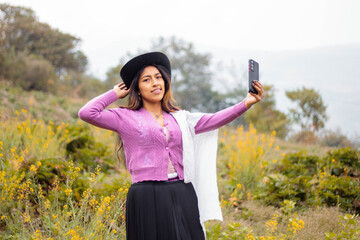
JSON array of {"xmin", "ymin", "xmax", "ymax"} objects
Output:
[{"xmin": 201, "ymin": 44, "xmax": 360, "ymax": 137}]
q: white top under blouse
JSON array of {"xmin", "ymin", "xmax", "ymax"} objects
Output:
[{"xmin": 162, "ymin": 126, "xmax": 178, "ymax": 179}]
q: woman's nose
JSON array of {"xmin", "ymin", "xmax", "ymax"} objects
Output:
[{"xmin": 151, "ymin": 78, "xmax": 160, "ymax": 85}]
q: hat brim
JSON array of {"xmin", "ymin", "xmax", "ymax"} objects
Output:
[{"xmin": 120, "ymin": 52, "xmax": 171, "ymax": 88}]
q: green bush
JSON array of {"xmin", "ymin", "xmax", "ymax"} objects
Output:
[
  {"xmin": 22, "ymin": 157, "xmax": 68, "ymax": 189},
  {"xmin": 317, "ymin": 176, "xmax": 360, "ymax": 212},
  {"xmin": 65, "ymin": 124, "xmax": 114, "ymax": 173},
  {"xmin": 257, "ymin": 148, "xmax": 360, "ymax": 213},
  {"xmin": 325, "ymin": 214, "xmax": 360, "ymax": 240},
  {"xmin": 0, "ymin": 50, "xmax": 57, "ymax": 93},
  {"xmin": 280, "ymin": 151, "xmax": 320, "ymax": 177},
  {"xmin": 206, "ymin": 222, "xmax": 249, "ymax": 240},
  {"xmin": 256, "ymin": 152, "xmax": 319, "ymax": 206},
  {"xmin": 93, "ymin": 173, "xmax": 132, "ymax": 197},
  {"xmin": 21, "ymin": 54, "xmax": 57, "ymax": 92},
  {"xmin": 15, "ymin": 157, "xmax": 90, "ymax": 204},
  {"xmin": 324, "ymin": 147, "xmax": 360, "ymax": 177},
  {"xmin": 256, "ymin": 173, "xmax": 313, "ymax": 207}
]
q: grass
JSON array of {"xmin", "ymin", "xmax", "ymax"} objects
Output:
[{"xmin": 235, "ymin": 202, "xmax": 346, "ymax": 239}]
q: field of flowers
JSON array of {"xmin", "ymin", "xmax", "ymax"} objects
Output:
[{"xmin": 1, "ymin": 94, "xmax": 359, "ymax": 239}]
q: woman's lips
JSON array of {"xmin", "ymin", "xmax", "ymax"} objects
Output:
[{"xmin": 151, "ymin": 88, "xmax": 162, "ymax": 94}]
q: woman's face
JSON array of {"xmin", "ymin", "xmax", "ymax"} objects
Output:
[{"xmin": 138, "ymin": 66, "xmax": 165, "ymax": 105}]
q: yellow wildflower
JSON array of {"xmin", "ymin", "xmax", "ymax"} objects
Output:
[
  {"xmin": 65, "ymin": 188, "xmax": 72, "ymax": 196},
  {"xmin": 44, "ymin": 199, "xmax": 50, "ymax": 210},
  {"xmin": 29, "ymin": 165, "xmax": 37, "ymax": 172},
  {"xmin": 246, "ymin": 232, "xmax": 255, "ymax": 240},
  {"xmin": 23, "ymin": 213, "xmax": 30, "ymax": 223}
]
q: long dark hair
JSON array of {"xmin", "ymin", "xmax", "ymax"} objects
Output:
[{"xmin": 115, "ymin": 64, "xmax": 180, "ymax": 168}]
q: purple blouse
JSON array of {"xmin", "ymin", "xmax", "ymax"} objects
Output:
[{"xmin": 78, "ymin": 89, "xmax": 248, "ymax": 183}]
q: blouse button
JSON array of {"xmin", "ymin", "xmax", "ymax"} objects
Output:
[{"xmin": 165, "ymin": 147, "xmax": 169, "ymax": 150}]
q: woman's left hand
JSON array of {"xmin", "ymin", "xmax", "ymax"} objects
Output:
[{"xmin": 245, "ymin": 81, "xmax": 264, "ymax": 109}]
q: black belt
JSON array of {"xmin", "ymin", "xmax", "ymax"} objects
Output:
[{"xmin": 165, "ymin": 176, "xmax": 180, "ymax": 182}]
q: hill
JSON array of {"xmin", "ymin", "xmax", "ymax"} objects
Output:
[{"xmin": 1, "ymin": 81, "xmax": 359, "ymax": 239}]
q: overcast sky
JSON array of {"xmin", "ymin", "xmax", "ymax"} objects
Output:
[
  {"xmin": 3, "ymin": 0, "xmax": 360, "ymax": 78},
  {"xmin": 2, "ymin": 0, "xmax": 360, "ymax": 137}
]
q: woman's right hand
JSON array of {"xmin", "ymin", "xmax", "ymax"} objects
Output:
[{"xmin": 113, "ymin": 82, "xmax": 130, "ymax": 99}]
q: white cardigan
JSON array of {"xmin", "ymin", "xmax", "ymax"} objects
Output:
[{"xmin": 170, "ymin": 110, "xmax": 222, "ymax": 224}]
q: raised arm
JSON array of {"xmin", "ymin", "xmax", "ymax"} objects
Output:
[
  {"xmin": 194, "ymin": 81, "xmax": 264, "ymax": 134},
  {"xmin": 78, "ymin": 82, "xmax": 130, "ymax": 132},
  {"xmin": 78, "ymin": 89, "xmax": 121, "ymax": 132},
  {"xmin": 194, "ymin": 101, "xmax": 249, "ymax": 134}
]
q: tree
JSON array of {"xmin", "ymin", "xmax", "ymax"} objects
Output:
[
  {"xmin": 245, "ymin": 85, "xmax": 290, "ymax": 138},
  {"xmin": 77, "ymin": 75, "xmax": 107, "ymax": 98},
  {"xmin": 0, "ymin": 4, "xmax": 87, "ymax": 74},
  {"xmin": 20, "ymin": 54, "xmax": 57, "ymax": 92},
  {"xmin": 286, "ymin": 87, "xmax": 328, "ymax": 137}
]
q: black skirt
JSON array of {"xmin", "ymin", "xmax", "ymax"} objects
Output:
[{"xmin": 126, "ymin": 180, "xmax": 206, "ymax": 240}]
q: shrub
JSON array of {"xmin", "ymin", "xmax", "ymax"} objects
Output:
[
  {"xmin": 325, "ymin": 214, "xmax": 360, "ymax": 240},
  {"xmin": 206, "ymin": 222, "xmax": 250, "ymax": 240},
  {"xmin": 324, "ymin": 147, "xmax": 360, "ymax": 177},
  {"xmin": 65, "ymin": 123, "xmax": 114, "ymax": 173},
  {"xmin": 0, "ymin": 160, "xmax": 128, "ymax": 239},
  {"xmin": 290, "ymin": 130, "xmax": 318, "ymax": 144},
  {"xmin": 255, "ymin": 152, "xmax": 318, "ymax": 206},
  {"xmin": 0, "ymin": 51, "xmax": 57, "ymax": 93},
  {"xmin": 20, "ymin": 157, "xmax": 68, "ymax": 191},
  {"xmin": 21, "ymin": 54, "xmax": 57, "ymax": 92},
  {"xmin": 256, "ymin": 173, "xmax": 313, "ymax": 207},
  {"xmin": 0, "ymin": 48, "xmax": 25, "ymax": 82},
  {"xmin": 317, "ymin": 176, "xmax": 360, "ymax": 212},
  {"xmin": 257, "ymin": 148, "xmax": 360, "ymax": 213},
  {"xmin": 280, "ymin": 151, "xmax": 321, "ymax": 177},
  {"xmin": 320, "ymin": 129, "xmax": 353, "ymax": 148}
]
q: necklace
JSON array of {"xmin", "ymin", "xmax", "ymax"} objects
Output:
[{"xmin": 148, "ymin": 110, "xmax": 163, "ymax": 119}]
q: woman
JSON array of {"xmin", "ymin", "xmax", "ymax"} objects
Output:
[{"xmin": 78, "ymin": 52, "xmax": 263, "ymax": 240}]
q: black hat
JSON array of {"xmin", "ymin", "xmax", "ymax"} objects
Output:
[{"xmin": 120, "ymin": 52, "xmax": 171, "ymax": 88}]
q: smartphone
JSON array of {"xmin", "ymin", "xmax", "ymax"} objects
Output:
[{"xmin": 248, "ymin": 59, "xmax": 259, "ymax": 94}]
